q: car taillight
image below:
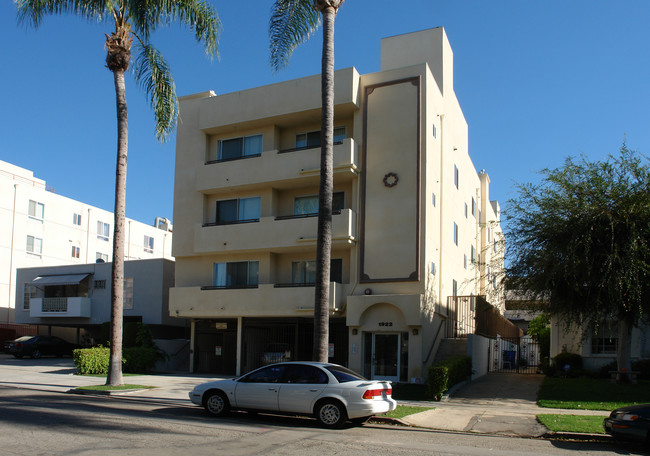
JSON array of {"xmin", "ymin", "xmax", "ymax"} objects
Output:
[{"xmin": 362, "ymin": 388, "xmax": 392, "ymax": 399}]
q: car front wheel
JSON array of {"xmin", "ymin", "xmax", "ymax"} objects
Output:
[
  {"xmin": 31, "ymin": 349, "xmax": 41, "ymax": 359},
  {"xmin": 204, "ymin": 391, "xmax": 230, "ymax": 417},
  {"xmin": 316, "ymin": 400, "xmax": 348, "ymax": 429}
]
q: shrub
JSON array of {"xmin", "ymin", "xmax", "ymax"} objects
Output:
[
  {"xmin": 122, "ymin": 346, "xmax": 161, "ymax": 373},
  {"xmin": 551, "ymin": 352, "xmax": 583, "ymax": 377},
  {"xmin": 426, "ymin": 356, "xmax": 471, "ymax": 400},
  {"xmin": 73, "ymin": 346, "xmax": 114, "ymax": 375},
  {"xmin": 632, "ymin": 359, "xmax": 650, "ymax": 380}
]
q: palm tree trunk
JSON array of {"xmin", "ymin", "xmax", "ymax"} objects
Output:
[
  {"xmin": 313, "ymin": 5, "xmax": 335, "ymax": 363},
  {"xmin": 107, "ymin": 68, "xmax": 128, "ymax": 386}
]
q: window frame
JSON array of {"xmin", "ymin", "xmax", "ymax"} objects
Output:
[
  {"xmin": 97, "ymin": 221, "xmax": 110, "ymax": 241},
  {"xmin": 71, "ymin": 245, "xmax": 80, "ymax": 258},
  {"xmin": 212, "ymin": 261, "xmax": 259, "ymax": 289},
  {"xmin": 28, "ymin": 200, "xmax": 45, "ymax": 220},
  {"xmin": 73, "ymin": 213, "xmax": 82, "ymax": 226},
  {"xmin": 215, "ymin": 196, "xmax": 261, "ymax": 225},
  {"xmin": 144, "ymin": 235, "xmax": 154, "ymax": 253},
  {"xmin": 26, "ymin": 235, "xmax": 42, "ymax": 256},
  {"xmin": 217, "ymin": 134, "xmax": 263, "ymax": 162}
]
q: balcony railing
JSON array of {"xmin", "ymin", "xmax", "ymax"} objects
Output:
[
  {"xmin": 277, "ymin": 140, "xmax": 344, "ymax": 154},
  {"xmin": 29, "ymin": 297, "xmax": 91, "ymax": 318},
  {"xmin": 202, "ymin": 218, "xmax": 259, "ymax": 228}
]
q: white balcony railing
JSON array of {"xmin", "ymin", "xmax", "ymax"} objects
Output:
[{"xmin": 30, "ymin": 297, "xmax": 92, "ymax": 318}]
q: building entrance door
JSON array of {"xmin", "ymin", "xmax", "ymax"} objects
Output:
[{"xmin": 371, "ymin": 333, "xmax": 400, "ymax": 382}]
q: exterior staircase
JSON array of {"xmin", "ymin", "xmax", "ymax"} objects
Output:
[{"xmin": 433, "ymin": 338, "xmax": 468, "ymax": 364}]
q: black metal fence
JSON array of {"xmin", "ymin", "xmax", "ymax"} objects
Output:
[{"xmin": 488, "ymin": 336, "xmax": 542, "ymax": 374}]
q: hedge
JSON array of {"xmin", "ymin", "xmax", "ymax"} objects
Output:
[
  {"xmin": 73, "ymin": 346, "xmax": 161, "ymax": 375},
  {"xmin": 427, "ymin": 356, "xmax": 471, "ymax": 400}
]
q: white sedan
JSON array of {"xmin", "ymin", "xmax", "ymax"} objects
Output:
[{"xmin": 189, "ymin": 361, "xmax": 397, "ymax": 428}]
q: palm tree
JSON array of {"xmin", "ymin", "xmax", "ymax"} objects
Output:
[
  {"xmin": 16, "ymin": 0, "xmax": 220, "ymax": 385},
  {"xmin": 270, "ymin": 0, "xmax": 344, "ymax": 362}
]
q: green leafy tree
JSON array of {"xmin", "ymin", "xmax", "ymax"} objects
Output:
[
  {"xmin": 16, "ymin": 0, "xmax": 220, "ymax": 385},
  {"xmin": 270, "ymin": 0, "xmax": 344, "ymax": 362},
  {"xmin": 506, "ymin": 145, "xmax": 650, "ymax": 380},
  {"xmin": 527, "ymin": 313, "xmax": 550, "ymax": 360}
]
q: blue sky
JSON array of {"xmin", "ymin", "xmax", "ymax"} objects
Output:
[{"xmin": 1, "ymin": 1, "xmax": 649, "ymax": 230}]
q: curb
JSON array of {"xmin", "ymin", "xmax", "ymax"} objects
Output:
[
  {"xmin": 67, "ymin": 388, "xmax": 152, "ymax": 396},
  {"xmin": 542, "ymin": 432, "xmax": 613, "ymax": 442}
]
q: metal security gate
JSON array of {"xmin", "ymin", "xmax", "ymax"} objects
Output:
[{"xmin": 488, "ymin": 336, "xmax": 541, "ymax": 374}]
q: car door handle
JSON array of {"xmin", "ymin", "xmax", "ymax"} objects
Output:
[
  {"xmin": 310, "ymin": 389, "xmax": 319, "ymax": 392},
  {"xmin": 268, "ymin": 388, "xmax": 276, "ymax": 391}
]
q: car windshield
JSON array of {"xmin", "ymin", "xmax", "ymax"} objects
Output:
[
  {"xmin": 15, "ymin": 336, "xmax": 35, "ymax": 342},
  {"xmin": 325, "ymin": 365, "xmax": 367, "ymax": 383}
]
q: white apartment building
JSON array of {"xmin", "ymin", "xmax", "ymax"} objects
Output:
[
  {"xmin": 0, "ymin": 160, "xmax": 173, "ymax": 323},
  {"xmin": 170, "ymin": 27, "xmax": 505, "ymax": 380}
]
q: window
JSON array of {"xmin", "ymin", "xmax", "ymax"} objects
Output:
[
  {"xmin": 294, "ymin": 192, "xmax": 344, "ymax": 215},
  {"xmin": 464, "ymin": 254, "xmax": 467, "ymax": 269},
  {"xmin": 213, "ymin": 261, "xmax": 259, "ymax": 288},
  {"xmin": 471, "ymin": 197, "xmax": 476, "ymax": 217},
  {"xmin": 218, "ymin": 134, "xmax": 262, "ymax": 161},
  {"xmin": 24, "ymin": 284, "xmax": 36, "ymax": 310},
  {"xmin": 296, "ymin": 126, "xmax": 345, "ymax": 149},
  {"xmin": 453, "ymin": 222, "xmax": 458, "ymax": 245},
  {"xmin": 73, "ymin": 213, "xmax": 82, "ymax": 226},
  {"xmin": 144, "ymin": 235, "xmax": 154, "ymax": 253},
  {"xmin": 97, "ymin": 221, "xmax": 110, "ymax": 241},
  {"xmin": 28, "ymin": 200, "xmax": 44, "ymax": 220},
  {"xmin": 433, "ymin": 124, "xmax": 437, "ymax": 138},
  {"xmin": 464, "ymin": 202, "xmax": 468, "ymax": 218},
  {"xmin": 26, "ymin": 235, "xmax": 42, "ymax": 256},
  {"xmin": 487, "ymin": 227, "xmax": 492, "ymax": 242},
  {"xmin": 94, "ymin": 280, "xmax": 106, "ymax": 289},
  {"xmin": 71, "ymin": 246, "xmax": 80, "ymax": 258},
  {"xmin": 591, "ymin": 322, "xmax": 618, "ymax": 354},
  {"xmin": 96, "ymin": 252, "xmax": 108, "ymax": 262},
  {"xmin": 453, "ymin": 164, "xmax": 459, "ymax": 189},
  {"xmin": 452, "ymin": 279, "xmax": 458, "ymax": 297},
  {"xmin": 432, "ymin": 193, "xmax": 436, "ymax": 207},
  {"xmin": 291, "ymin": 259, "xmax": 342, "ymax": 284},
  {"xmin": 471, "ymin": 245, "xmax": 476, "ymax": 264},
  {"xmin": 124, "ymin": 277, "xmax": 134, "ymax": 310},
  {"xmin": 494, "ymin": 238, "xmax": 498, "ymax": 253},
  {"xmin": 216, "ymin": 197, "xmax": 260, "ymax": 224}
]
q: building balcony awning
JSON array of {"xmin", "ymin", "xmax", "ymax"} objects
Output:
[{"xmin": 29, "ymin": 273, "xmax": 91, "ymax": 287}]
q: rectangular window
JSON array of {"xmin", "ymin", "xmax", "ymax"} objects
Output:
[
  {"xmin": 454, "ymin": 164, "xmax": 459, "ymax": 189},
  {"xmin": 26, "ymin": 235, "xmax": 42, "ymax": 256},
  {"xmin": 296, "ymin": 127, "xmax": 345, "ymax": 149},
  {"xmin": 453, "ymin": 222, "xmax": 458, "ymax": 245},
  {"xmin": 28, "ymin": 200, "xmax": 45, "ymax": 220},
  {"xmin": 591, "ymin": 322, "xmax": 618, "ymax": 354},
  {"xmin": 24, "ymin": 284, "xmax": 37, "ymax": 310},
  {"xmin": 94, "ymin": 280, "xmax": 106, "ymax": 289},
  {"xmin": 96, "ymin": 252, "xmax": 108, "ymax": 262},
  {"xmin": 452, "ymin": 279, "xmax": 458, "ymax": 297},
  {"xmin": 97, "ymin": 221, "xmax": 110, "ymax": 241},
  {"xmin": 144, "ymin": 235, "xmax": 154, "ymax": 253},
  {"xmin": 294, "ymin": 192, "xmax": 344, "ymax": 215},
  {"xmin": 71, "ymin": 246, "xmax": 80, "ymax": 258},
  {"xmin": 124, "ymin": 277, "xmax": 134, "ymax": 310},
  {"xmin": 73, "ymin": 213, "xmax": 82, "ymax": 226},
  {"xmin": 216, "ymin": 197, "xmax": 261, "ymax": 224},
  {"xmin": 471, "ymin": 197, "xmax": 476, "ymax": 217},
  {"xmin": 432, "ymin": 192, "xmax": 436, "ymax": 207},
  {"xmin": 494, "ymin": 238, "xmax": 497, "ymax": 253},
  {"xmin": 291, "ymin": 259, "xmax": 343, "ymax": 285},
  {"xmin": 218, "ymin": 134, "xmax": 262, "ymax": 161},
  {"xmin": 213, "ymin": 261, "xmax": 259, "ymax": 288},
  {"xmin": 464, "ymin": 202, "xmax": 468, "ymax": 218},
  {"xmin": 464, "ymin": 254, "xmax": 467, "ymax": 269},
  {"xmin": 471, "ymin": 245, "xmax": 476, "ymax": 264}
]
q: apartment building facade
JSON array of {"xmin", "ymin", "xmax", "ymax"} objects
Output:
[
  {"xmin": 170, "ymin": 27, "xmax": 505, "ymax": 381},
  {"xmin": 0, "ymin": 160, "xmax": 173, "ymax": 323}
]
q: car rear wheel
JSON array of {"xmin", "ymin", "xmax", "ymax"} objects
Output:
[
  {"xmin": 31, "ymin": 349, "xmax": 41, "ymax": 359},
  {"xmin": 204, "ymin": 391, "xmax": 230, "ymax": 417},
  {"xmin": 316, "ymin": 400, "xmax": 348, "ymax": 429}
]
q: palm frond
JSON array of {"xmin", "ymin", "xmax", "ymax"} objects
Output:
[
  {"xmin": 269, "ymin": 0, "xmax": 320, "ymax": 72},
  {"xmin": 133, "ymin": 42, "xmax": 177, "ymax": 142},
  {"xmin": 126, "ymin": 0, "xmax": 221, "ymax": 59},
  {"xmin": 15, "ymin": 0, "xmax": 109, "ymax": 28}
]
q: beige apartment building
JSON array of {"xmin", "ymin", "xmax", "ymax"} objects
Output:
[
  {"xmin": 170, "ymin": 27, "xmax": 505, "ymax": 381},
  {"xmin": 0, "ymin": 160, "xmax": 174, "ymax": 323}
]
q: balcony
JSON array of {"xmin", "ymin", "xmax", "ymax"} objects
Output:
[
  {"xmin": 29, "ymin": 297, "xmax": 91, "ymax": 318},
  {"xmin": 195, "ymin": 138, "xmax": 359, "ymax": 193},
  {"xmin": 170, "ymin": 282, "xmax": 347, "ymax": 319},
  {"xmin": 194, "ymin": 208, "xmax": 356, "ymax": 254}
]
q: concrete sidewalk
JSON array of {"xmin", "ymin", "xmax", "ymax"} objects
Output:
[{"xmin": 0, "ymin": 355, "xmax": 610, "ymax": 437}]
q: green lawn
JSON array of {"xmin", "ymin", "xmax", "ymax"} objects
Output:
[
  {"xmin": 537, "ymin": 377, "xmax": 650, "ymax": 410},
  {"xmin": 383, "ymin": 405, "xmax": 434, "ymax": 420},
  {"xmin": 76, "ymin": 384, "xmax": 155, "ymax": 391},
  {"xmin": 537, "ymin": 414, "xmax": 606, "ymax": 434}
]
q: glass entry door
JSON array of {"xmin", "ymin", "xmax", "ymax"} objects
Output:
[{"xmin": 371, "ymin": 333, "xmax": 400, "ymax": 382}]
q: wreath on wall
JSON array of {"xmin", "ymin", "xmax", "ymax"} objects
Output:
[{"xmin": 383, "ymin": 172, "xmax": 399, "ymax": 188}]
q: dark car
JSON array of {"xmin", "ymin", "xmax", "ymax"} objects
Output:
[
  {"xmin": 7, "ymin": 335, "xmax": 77, "ymax": 359},
  {"xmin": 604, "ymin": 404, "xmax": 650, "ymax": 444}
]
